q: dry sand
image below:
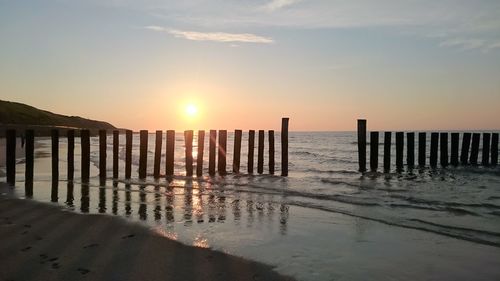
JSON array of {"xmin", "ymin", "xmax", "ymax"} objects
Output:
[{"xmin": 0, "ymin": 188, "xmax": 295, "ymax": 281}]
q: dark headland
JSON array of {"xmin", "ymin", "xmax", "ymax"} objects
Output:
[{"xmin": 0, "ymin": 100, "xmax": 118, "ymax": 136}]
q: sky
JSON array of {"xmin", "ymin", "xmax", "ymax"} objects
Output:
[{"xmin": 1, "ymin": 0, "xmax": 500, "ymax": 131}]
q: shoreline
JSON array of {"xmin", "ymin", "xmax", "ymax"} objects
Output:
[{"xmin": 0, "ymin": 187, "xmax": 295, "ymax": 281}]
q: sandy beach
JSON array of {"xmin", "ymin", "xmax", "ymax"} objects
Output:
[{"xmin": 0, "ymin": 187, "xmax": 294, "ymax": 281}]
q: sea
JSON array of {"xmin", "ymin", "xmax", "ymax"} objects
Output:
[{"xmin": 1, "ymin": 131, "xmax": 500, "ymax": 281}]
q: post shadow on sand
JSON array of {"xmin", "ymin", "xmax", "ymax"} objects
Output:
[
  {"xmin": 66, "ymin": 181, "xmax": 74, "ymax": 208},
  {"xmin": 154, "ymin": 185, "xmax": 162, "ymax": 222},
  {"xmin": 139, "ymin": 185, "xmax": 147, "ymax": 221},
  {"xmin": 112, "ymin": 180, "xmax": 119, "ymax": 215},
  {"xmin": 80, "ymin": 183, "xmax": 90, "ymax": 213},
  {"xmin": 125, "ymin": 184, "xmax": 132, "ymax": 217},
  {"xmin": 99, "ymin": 179, "xmax": 107, "ymax": 214}
]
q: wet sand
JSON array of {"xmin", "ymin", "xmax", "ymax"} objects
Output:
[{"xmin": 0, "ymin": 187, "xmax": 295, "ymax": 281}]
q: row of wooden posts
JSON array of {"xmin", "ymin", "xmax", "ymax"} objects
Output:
[
  {"xmin": 357, "ymin": 120, "xmax": 499, "ymax": 172},
  {"xmin": 4, "ymin": 118, "xmax": 290, "ymax": 185}
]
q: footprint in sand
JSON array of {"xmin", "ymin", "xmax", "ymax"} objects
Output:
[
  {"xmin": 121, "ymin": 234, "xmax": 135, "ymax": 239},
  {"xmin": 77, "ymin": 268, "xmax": 90, "ymax": 275},
  {"xmin": 21, "ymin": 246, "xmax": 32, "ymax": 252},
  {"xmin": 83, "ymin": 243, "xmax": 99, "ymax": 249}
]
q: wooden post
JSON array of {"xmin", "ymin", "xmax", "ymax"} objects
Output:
[
  {"xmin": 218, "ymin": 130, "xmax": 227, "ymax": 176},
  {"xmin": 233, "ymin": 130, "xmax": 242, "ymax": 174},
  {"xmin": 184, "ymin": 130, "xmax": 193, "ymax": 176},
  {"xmin": 407, "ymin": 132, "xmax": 415, "ymax": 169},
  {"xmin": 248, "ymin": 130, "xmax": 255, "ymax": 174},
  {"xmin": 25, "ymin": 130, "xmax": 35, "ymax": 184},
  {"xmin": 451, "ymin": 133, "xmax": 459, "ymax": 166},
  {"xmin": 52, "ymin": 129, "xmax": 59, "ymax": 182},
  {"xmin": 208, "ymin": 130, "xmax": 217, "ymax": 176},
  {"xmin": 81, "ymin": 130, "xmax": 90, "ymax": 183},
  {"xmin": 470, "ymin": 133, "xmax": 480, "ymax": 165},
  {"xmin": 418, "ymin": 132, "xmax": 426, "ymax": 167},
  {"xmin": 383, "ymin": 132, "xmax": 392, "ymax": 173},
  {"xmin": 357, "ymin": 119, "xmax": 367, "ymax": 172},
  {"xmin": 269, "ymin": 130, "xmax": 275, "ymax": 174},
  {"xmin": 257, "ymin": 130, "xmax": 265, "ymax": 174},
  {"xmin": 139, "ymin": 130, "xmax": 148, "ymax": 179},
  {"xmin": 165, "ymin": 130, "xmax": 175, "ymax": 176},
  {"xmin": 281, "ymin": 118, "xmax": 289, "ymax": 177},
  {"xmin": 99, "ymin": 130, "xmax": 106, "ymax": 179},
  {"xmin": 396, "ymin": 132, "xmax": 404, "ymax": 171},
  {"xmin": 430, "ymin": 133, "xmax": 439, "ymax": 168},
  {"xmin": 461, "ymin": 133, "xmax": 472, "ymax": 165},
  {"xmin": 125, "ymin": 130, "xmax": 132, "ymax": 179},
  {"xmin": 112, "ymin": 130, "xmax": 119, "ymax": 178},
  {"xmin": 491, "ymin": 133, "xmax": 499, "ymax": 166},
  {"xmin": 370, "ymin": 132, "xmax": 379, "ymax": 172},
  {"xmin": 154, "ymin": 130, "xmax": 162, "ymax": 178},
  {"xmin": 197, "ymin": 130, "xmax": 205, "ymax": 177},
  {"xmin": 482, "ymin": 133, "xmax": 491, "ymax": 166},
  {"xmin": 67, "ymin": 130, "xmax": 75, "ymax": 181},
  {"xmin": 440, "ymin": 132, "xmax": 448, "ymax": 167},
  {"xmin": 6, "ymin": 129, "xmax": 16, "ymax": 185}
]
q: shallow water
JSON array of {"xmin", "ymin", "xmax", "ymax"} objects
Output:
[{"xmin": 1, "ymin": 132, "xmax": 500, "ymax": 280}]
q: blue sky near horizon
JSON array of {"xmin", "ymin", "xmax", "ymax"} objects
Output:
[{"xmin": 1, "ymin": 0, "xmax": 500, "ymax": 131}]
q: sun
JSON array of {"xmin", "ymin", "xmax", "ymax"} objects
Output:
[{"xmin": 185, "ymin": 104, "xmax": 198, "ymax": 117}]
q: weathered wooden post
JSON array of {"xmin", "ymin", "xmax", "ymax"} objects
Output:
[
  {"xmin": 430, "ymin": 133, "xmax": 439, "ymax": 168},
  {"xmin": 281, "ymin": 118, "xmax": 289, "ymax": 177},
  {"xmin": 25, "ymin": 130, "xmax": 35, "ymax": 194},
  {"xmin": 357, "ymin": 119, "xmax": 367, "ymax": 172},
  {"xmin": 218, "ymin": 130, "xmax": 227, "ymax": 176},
  {"xmin": 139, "ymin": 130, "xmax": 148, "ymax": 179},
  {"xmin": 112, "ymin": 130, "xmax": 119, "ymax": 178},
  {"xmin": 197, "ymin": 130, "xmax": 205, "ymax": 177},
  {"xmin": 370, "ymin": 132, "xmax": 379, "ymax": 172},
  {"xmin": 233, "ymin": 130, "xmax": 242, "ymax": 174},
  {"xmin": 269, "ymin": 130, "xmax": 275, "ymax": 174},
  {"xmin": 258, "ymin": 130, "xmax": 265, "ymax": 174},
  {"xmin": 418, "ymin": 132, "xmax": 426, "ymax": 167},
  {"xmin": 125, "ymin": 130, "xmax": 132, "ymax": 179},
  {"xmin": 6, "ymin": 129, "xmax": 16, "ymax": 185},
  {"xmin": 209, "ymin": 130, "xmax": 217, "ymax": 176},
  {"xmin": 248, "ymin": 130, "xmax": 255, "ymax": 174},
  {"xmin": 52, "ymin": 129, "xmax": 59, "ymax": 182},
  {"xmin": 440, "ymin": 132, "xmax": 448, "ymax": 167},
  {"xmin": 67, "ymin": 130, "xmax": 75, "ymax": 181},
  {"xmin": 470, "ymin": 133, "xmax": 480, "ymax": 165},
  {"xmin": 491, "ymin": 133, "xmax": 499, "ymax": 166},
  {"xmin": 407, "ymin": 132, "xmax": 415, "ymax": 169},
  {"xmin": 99, "ymin": 130, "xmax": 106, "ymax": 179},
  {"xmin": 451, "ymin": 133, "xmax": 459, "ymax": 166},
  {"xmin": 166, "ymin": 130, "xmax": 175, "ymax": 177},
  {"xmin": 185, "ymin": 130, "xmax": 194, "ymax": 176},
  {"xmin": 154, "ymin": 130, "xmax": 162, "ymax": 178},
  {"xmin": 482, "ymin": 133, "xmax": 491, "ymax": 166},
  {"xmin": 461, "ymin": 133, "xmax": 471, "ymax": 165},
  {"xmin": 383, "ymin": 132, "xmax": 392, "ymax": 173},
  {"xmin": 396, "ymin": 132, "xmax": 404, "ymax": 171},
  {"xmin": 81, "ymin": 130, "xmax": 90, "ymax": 183}
]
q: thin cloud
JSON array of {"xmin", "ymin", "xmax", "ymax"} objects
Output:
[
  {"xmin": 439, "ymin": 37, "xmax": 500, "ymax": 52},
  {"xmin": 262, "ymin": 0, "xmax": 300, "ymax": 12},
  {"xmin": 145, "ymin": 26, "xmax": 274, "ymax": 44}
]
